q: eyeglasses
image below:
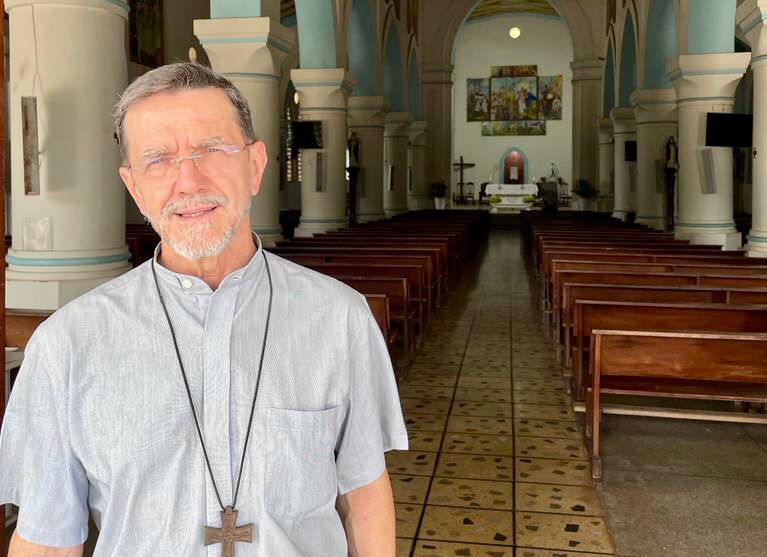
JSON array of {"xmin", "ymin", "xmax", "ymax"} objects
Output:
[{"xmin": 129, "ymin": 143, "xmax": 251, "ymax": 184}]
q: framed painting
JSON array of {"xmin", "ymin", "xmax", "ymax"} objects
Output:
[
  {"xmin": 512, "ymin": 76, "xmax": 538, "ymax": 120},
  {"xmin": 512, "ymin": 65, "xmax": 538, "ymax": 77},
  {"xmin": 539, "ymin": 75, "xmax": 563, "ymax": 120},
  {"xmin": 467, "ymin": 78, "xmax": 490, "ymax": 121},
  {"xmin": 129, "ymin": 0, "xmax": 164, "ymax": 67},
  {"xmin": 491, "ymin": 65, "xmax": 515, "ymax": 78},
  {"xmin": 481, "ymin": 120, "xmax": 546, "ymax": 136},
  {"xmin": 490, "ymin": 77, "xmax": 515, "ymax": 121}
]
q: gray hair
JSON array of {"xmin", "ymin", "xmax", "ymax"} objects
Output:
[{"xmin": 114, "ymin": 62, "xmax": 256, "ymax": 163}]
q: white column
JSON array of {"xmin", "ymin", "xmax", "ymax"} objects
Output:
[
  {"xmin": 195, "ymin": 17, "xmax": 293, "ymax": 247},
  {"xmin": 408, "ymin": 121, "xmax": 428, "ymax": 210},
  {"xmin": 668, "ymin": 53, "xmax": 750, "ymax": 249},
  {"xmin": 610, "ymin": 107, "xmax": 637, "ymax": 220},
  {"xmin": 597, "ymin": 117, "xmax": 615, "ymax": 213},
  {"xmin": 6, "ymin": 0, "xmax": 131, "ymax": 310},
  {"xmin": 739, "ymin": 4, "xmax": 767, "ymax": 257},
  {"xmin": 631, "ymin": 89, "xmax": 678, "ymax": 230},
  {"xmin": 291, "ymin": 68, "xmax": 354, "ymax": 236},
  {"xmin": 571, "ymin": 59, "xmax": 602, "ymax": 189},
  {"xmin": 383, "ymin": 112, "xmax": 412, "ymax": 216},
  {"xmin": 422, "ymin": 63, "xmax": 453, "ymax": 189},
  {"xmin": 348, "ymin": 96, "xmax": 387, "ymax": 223}
]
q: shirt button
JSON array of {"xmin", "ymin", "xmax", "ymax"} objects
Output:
[{"xmin": 181, "ymin": 278, "xmax": 193, "ymax": 289}]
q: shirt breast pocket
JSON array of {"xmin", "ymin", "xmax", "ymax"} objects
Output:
[{"xmin": 264, "ymin": 406, "xmax": 342, "ymax": 517}]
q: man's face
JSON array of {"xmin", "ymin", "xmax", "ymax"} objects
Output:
[{"xmin": 119, "ymin": 88, "xmax": 267, "ymax": 260}]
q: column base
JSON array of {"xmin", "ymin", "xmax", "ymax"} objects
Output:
[
  {"xmin": 252, "ymin": 226, "xmax": 283, "ymax": 247},
  {"xmin": 356, "ymin": 212, "xmax": 387, "ymax": 223},
  {"xmin": 746, "ymin": 232, "xmax": 767, "ymax": 258},
  {"xmin": 294, "ymin": 218, "xmax": 348, "ymax": 237},
  {"xmin": 385, "ymin": 209, "xmax": 409, "ymax": 217},
  {"xmin": 408, "ymin": 195, "xmax": 432, "ymax": 210},
  {"xmin": 6, "ymin": 248, "xmax": 132, "ymax": 311},
  {"xmin": 612, "ymin": 209, "xmax": 629, "ymax": 220},
  {"xmin": 675, "ymin": 225, "xmax": 741, "ymax": 250},
  {"xmin": 635, "ymin": 215, "xmax": 665, "ymax": 230},
  {"xmin": 598, "ymin": 196, "xmax": 614, "ymax": 213}
]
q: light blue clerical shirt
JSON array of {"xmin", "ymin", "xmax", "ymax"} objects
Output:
[{"xmin": 0, "ymin": 238, "xmax": 408, "ymax": 556}]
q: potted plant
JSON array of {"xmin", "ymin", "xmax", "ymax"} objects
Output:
[
  {"xmin": 487, "ymin": 194, "xmax": 502, "ymax": 212},
  {"xmin": 572, "ymin": 178, "xmax": 599, "ymax": 211},
  {"xmin": 523, "ymin": 194, "xmax": 537, "ymax": 208},
  {"xmin": 430, "ymin": 181, "xmax": 448, "ymax": 210}
]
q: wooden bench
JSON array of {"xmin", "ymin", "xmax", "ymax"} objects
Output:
[
  {"xmin": 587, "ymin": 329, "xmax": 767, "ymax": 479},
  {"xmin": 571, "ymin": 300, "xmax": 767, "ymax": 400}
]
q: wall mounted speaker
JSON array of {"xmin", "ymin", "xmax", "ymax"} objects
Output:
[{"xmin": 700, "ymin": 148, "xmax": 718, "ymax": 194}]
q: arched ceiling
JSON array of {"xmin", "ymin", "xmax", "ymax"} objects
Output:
[{"xmin": 467, "ymin": 0, "xmax": 559, "ymax": 21}]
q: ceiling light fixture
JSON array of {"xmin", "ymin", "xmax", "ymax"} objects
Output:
[{"xmin": 509, "ymin": 26, "xmax": 521, "ymax": 39}]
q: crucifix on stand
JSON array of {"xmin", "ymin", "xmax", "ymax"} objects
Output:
[{"xmin": 453, "ymin": 156, "xmax": 475, "ymax": 204}]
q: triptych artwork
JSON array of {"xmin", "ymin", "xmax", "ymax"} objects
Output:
[{"xmin": 466, "ymin": 65, "xmax": 563, "ymax": 136}]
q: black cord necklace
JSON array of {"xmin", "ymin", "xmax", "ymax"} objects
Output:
[{"xmin": 151, "ymin": 248, "xmax": 272, "ymax": 556}]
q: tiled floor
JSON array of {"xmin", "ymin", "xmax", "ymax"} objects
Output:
[{"xmin": 391, "ymin": 231, "xmax": 616, "ymax": 556}]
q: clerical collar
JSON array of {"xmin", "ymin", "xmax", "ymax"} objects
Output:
[{"xmin": 151, "ymin": 234, "xmax": 265, "ymax": 293}]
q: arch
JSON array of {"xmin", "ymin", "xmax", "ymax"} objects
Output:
[
  {"xmin": 348, "ymin": 0, "xmax": 379, "ymax": 96},
  {"xmin": 498, "ymin": 147, "xmax": 529, "ymax": 184},
  {"xmin": 618, "ymin": 10, "xmax": 637, "ymax": 106},
  {"xmin": 383, "ymin": 19, "xmax": 405, "ymax": 112},
  {"xmin": 407, "ymin": 43, "xmax": 422, "ymax": 119},
  {"xmin": 644, "ymin": 0, "xmax": 676, "ymax": 89},
  {"xmin": 603, "ymin": 37, "xmax": 616, "ymax": 117},
  {"xmin": 294, "ymin": 0, "xmax": 338, "ymax": 68},
  {"xmin": 687, "ymin": 0, "xmax": 737, "ymax": 54}
]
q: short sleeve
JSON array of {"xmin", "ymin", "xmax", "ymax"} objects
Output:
[
  {"xmin": 335, "ymin": 304, "xmax": 409, "ymax": 494},
  {"xmin": 0, "ymin": 332, "xmax": 90, "ymax": 547}
]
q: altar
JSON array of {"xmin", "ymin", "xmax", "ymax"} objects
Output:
[{"xmin": 486, "ymin": 183, "xmax": 538, "ymax": 212}]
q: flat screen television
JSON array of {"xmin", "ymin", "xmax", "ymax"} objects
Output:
[
  {"xmin": 706, "ymin": 113, "xmax": 752, "ymax": 148},
  {"xmin": 291, "ymin": 121, "xmax": 323, "ymax": 149},
  {"xmin": 624, "ymin": 140, "xmax": 637, "ymax": 162}
]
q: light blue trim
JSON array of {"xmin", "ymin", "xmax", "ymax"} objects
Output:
[
  {"xmin": 603, "ymin": 43, "xmax": 616, "ymax": 118},
  {"xmin": 281, "ymin": 14, "xmax": 297, "ymax": 27},
  {"xmin": 384, "ymin": 25, "xmax": 405, "ymax": 112},
  {"xmin": 676, "ymin": 95, "xmax": 734, "ymax": 104},
  {"xmin": 198, "ymin": 36, "xmax": 292, "ymax": 54},
  {"xmin": 6, "ymin": 253, "xmax": 131, "ymax": 267},
  {"xmin": 618, "ymin": 14, "xmax": 638, "ymax": 106},
  {"xmin": 105, "ymin": 0, "xmax": 129, "ymax": 11},
  {"xmin": 223, "ymin": 72, "xmax": 280, "ymax": 81},
  {"xmin": 464, "ymin": 12, "xmax": 561, "ymax": 25},
  {"xmin": 300, "ymin": 217, "xmax": 348, "ymax": 224},
  {"xmin": 747, "ymin": 233, "xmax": 767, "ymax": 242},
  {"xmin": 295, "ymin": 0, "xmax": 337, "ymax": 68},
  {"xmin": 293, "ymin": 80, "xmax": 354, "ymax": 91},
  {"xmin": 497, "ymin": 146, "xmax": 529, "ymax": 184},
  {"xmin": 349, "ymin": 124, "xmax": 385, "ymax": 129},
  {"xmin": 677, "ymin": 222, "xmax": 735, "ymax": 228},
  {"xmin": 408, "ymin": 50, "xmax": 422, "ymax": 119},
  {"xmin": 644, "ymin": 0, "xmax": 676, "ymax": 89},
  {"xmin": 211, "ymin": 0, "xmax": 261, "ymax": 18},
  {"xmin": 669, "ymin": 68, "xmax": 748, "ymax": 82},
  {"xmin": 742, "ymin": 13, "xmax": 766, "ymax": 35},
  {"xmin": 300, "ymin": 107, "xmax": 348, "ymax": 113},
  {"xmin": 752, "ymin": 53, "xmax": 767, "ymax": 64},
  {"xmin": 687, "ymin": 0, "xmax": 736, "ymax": 54},
  {"xmin": 348, "ymin": 0, "xmax": 378, "ymax": 97},
  {"xmin": 635, "ymin": 120, "xmax": 677, "ymax": 126}
]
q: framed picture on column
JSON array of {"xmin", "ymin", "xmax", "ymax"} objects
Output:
[{"xmin": 129, "ymin": 0, "xmax": 164, "ymax": 67}]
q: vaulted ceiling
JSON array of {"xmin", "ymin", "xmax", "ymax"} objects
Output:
[{"xmin": 467, "ymin": 0, "xmax": 558, "ymax": 21}]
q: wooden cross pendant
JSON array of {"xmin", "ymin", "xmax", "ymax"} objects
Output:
[{"xmin": 204, "ymin": 506, "xmax": 253, "ymax": 557}]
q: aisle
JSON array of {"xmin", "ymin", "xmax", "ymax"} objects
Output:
[{"xmin": 391, "ymin": 230, "xmax": 616, "ymax": 556}]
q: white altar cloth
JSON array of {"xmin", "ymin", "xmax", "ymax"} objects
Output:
[{"xmin": 486, "ymin": 183, "xmax": 538, "ymax": 212}]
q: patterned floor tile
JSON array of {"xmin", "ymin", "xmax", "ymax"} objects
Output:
[
  {"xmin": 428, "ymin": 477, "xmax": 514, "ymax": 510},
  {"xmin": 515, "ymin": 549, "xmax": 613, "ymax": 557},
  {"xmin": 436, "ymin": 453, "xmax": 513, "ymax": 481},
  {"xmin": 515, "ymin": 458, "xmax": 592, "ymax": 487},
  {"xmin": 515, "ymin": 436, "xmax": 588, "ymax": 460},
  {"xmin": 513, "ymin": 390, "xmax": 571, "ymax": 406},
  {"xmin": 396, "ymin": 538, "xmax": 413, "ymax": 557},
  {"xmin": 400, "ymin": 385, "xmax": 455, "ymax": 400},
  {"xmin": 514, "ymin": 419, "xmax": 581, "ymax": 440},
  {"xmin": 408, "ymin": 364, "xmax": 461, "ymax": 377},
  {"xmin": 386, "ymin": 451, "xmax": 438, "ymax": 475},
  {"xmin": 441, "ymin": 433, "xmax": 514, "ymax": 456},
  {"xmin": 404, "ymin": 412, "xmax": 449, "ymax": 432},
  {"xmin": 418, "ymin": 505, "xmax": 514, "ymax": 545},
  {"xmin": 401, "ymin": 375, "xmax": 459, "ymax": 388},
  {"xmin": 450, "ymin": 400, "xmax": 513, "ymax": 418},
  {"xmin": 390, "ymin": 473, "xmax": 432, "ymax": 504},
  {"xmin": 458, "ymin": 376, "xmax": 513, "ymax": 390},
  {"xmin": 401, "ymin": 397, "xmax": 453, "ymax": 415},
  {"xmin": 414, "ymin": 540, "xmax": 514, "ymax": 556},
  {"xmin": 459, "ymin": 367, "xmax": 512, "ymax": 378},
  {"xmin": 454, "ymin": 388, "xmax": 513, "ymax": 403},
  {"xmin": 406, "ymin": 430, "xmax": 443, "ymax": 452},
  {"xmin": 395, "ymin": 503, "xmax": 423, "ymax": 538},
  {"xmin": 515, "ymin": 512, "xmax": 614, "ymax": 554},
  {"xmin": 515, "ymin": 404, "xmax": 575, "ymax": 421},
  {"xmin": 515, "ymin": 482, "xmax": 604, "ymax": 516},
  {"xmin": 512, "ymin": 378, "xmax": 566, "ymax": 392},
  {"xmin": 447, "ymin": 415, "xmax": 513, "ymax": 435}
]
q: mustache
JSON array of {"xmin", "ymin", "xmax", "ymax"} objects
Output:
[{"xmin": 162, "ymin": 194, "xmax": 229, "ymax": 217}]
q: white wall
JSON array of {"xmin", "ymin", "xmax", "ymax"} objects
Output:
[{"xmin": 452, "ymin": 15, "xmax": 574, "ymax": 191}]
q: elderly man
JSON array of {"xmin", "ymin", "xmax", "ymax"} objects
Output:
[{"xmin": 0, "ymin": 63, "xmax": 407, "ymax": 556}]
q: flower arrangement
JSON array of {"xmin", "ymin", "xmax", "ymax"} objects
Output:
[
  {"xmin": 430, "ymin": 182, "xmax": 448, "ymax": 199},
  {"xmin": 572, "ymin": 178, "xmax": 598, "ymax": 199},
  {"xmin": 488, "ymin": 194, "xmax": 502, "ymax": 204}
]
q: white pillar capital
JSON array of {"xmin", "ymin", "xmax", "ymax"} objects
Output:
[
  {"xmin": 409, "ymin": 120, "xmax": 428, "ymax": 145},
  {"xmin": 291, "ymin": 68, "xmax": 355, "ymax": 109},
  {"xmin": 570, "ymin": 59, "xmax": 602, "ymax": 82},
  {"xmin": 421, "ymin": 63, "xmax": 454, "ymax": 85},
  {"xmin": 7, "ymin": 0, "xmax": 128, "ymax": 17},
  {"xmin": 348, "ymin": 96, "xmax": 389, "ymax": 127},
  {"xmin": 194, "ymin": 17, "xmax": 293, "ymax": 77},
  {"xmin": 610, "ymin": 106, "xmax": 636, "ymax": 132},
  {"xmin": 385, "ymin": 112, "xmax": 413, "ymax": 137},
  {"xmin": 630, "ymin": 88, "xmax": 678, "ymax": 126},
  {"xmin": 737, "ymin": 1, "xmax": 767, "ymax": 58},
  {"xmin": 667, "ymin": 53, "xmax": 751, "ymax": 104}
]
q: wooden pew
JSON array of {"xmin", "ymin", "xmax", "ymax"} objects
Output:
[
  {"xmin": 571, "ymin": 300, "xmax": 767, "ymax": 400},
  {"xmin": 587, "ymin": 329, "xmax": 767, "ymax": 479},
  {"xmin": 363, "ymin": 294, "xmax": 400, "ymax": 367},
  {"xmin": 6, "ymin": 310, "xmax": 51, "ymax": 348}
]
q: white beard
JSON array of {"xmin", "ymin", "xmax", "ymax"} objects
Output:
[{"xmin": 150, "ymin": 193, "xmax": 251, "ymax": 260}]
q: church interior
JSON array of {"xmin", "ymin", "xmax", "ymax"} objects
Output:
[{"xmin": 3, "ymin": 0, "xmax": 767, "ymax": 555}]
